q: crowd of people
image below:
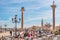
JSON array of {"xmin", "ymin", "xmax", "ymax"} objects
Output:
[{"xmin": 9, "ymin": 28, "xmax": 52, "ymax": 40}]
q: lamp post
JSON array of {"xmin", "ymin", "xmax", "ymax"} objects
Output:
[
  {"xmin": 4, "ymin": 24, "xmax": 7, "ymax": 33},
  {"xmin": 0, "ymin": 26, "xmax": 2, "ymax": 32},
  {"xmin": 12, "ymin": 15, "xmax": 20, "ymax": 36}
]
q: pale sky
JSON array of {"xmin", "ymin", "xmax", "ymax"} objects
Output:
[{"xmin": 0, "ymin": 0, "xmax": 60, "ymax": 28}]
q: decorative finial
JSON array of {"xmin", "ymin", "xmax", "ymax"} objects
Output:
[{"xmin": 21, "ymin": 7, "xmax": 25, "ymax": 11}]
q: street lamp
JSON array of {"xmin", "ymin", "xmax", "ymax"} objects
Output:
[
  {"xmin": 0, "ymin": 25, "xmax": 2, "ymax": 32},
  {"xmin": 12, "ymin": 15, "xmax": 20, "ymax": 36},
  {"xmin": 4, "ymin": 24, "xmax": 7, "ymax": 33}
]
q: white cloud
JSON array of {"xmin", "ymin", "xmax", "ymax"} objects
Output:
[
  {"xmin": 0, "ymin": 0, "xmax": 60, "ymax": 28},
  {"xmin": 25, "ymin": 15, "xmax": 52, "ymax": 23}
]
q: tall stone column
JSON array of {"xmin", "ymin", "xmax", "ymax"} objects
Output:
[
  {"xmin": 51, "ymin": 1, "xmax": 56, "ymax": 31},
  {"xmin": 21, "ymin": 7, "xmax": 25, "ymax": 29},
  {"xmin": 41, "ymin": 19, "xmax": 43, "ymax": 28}
]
